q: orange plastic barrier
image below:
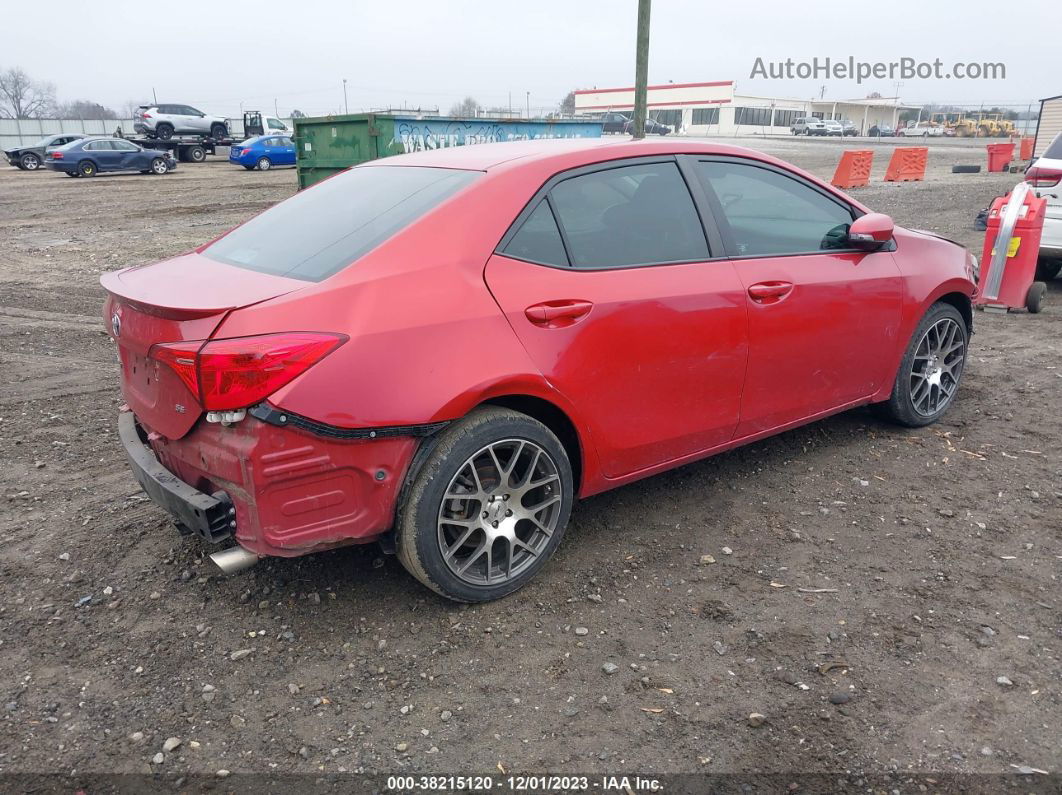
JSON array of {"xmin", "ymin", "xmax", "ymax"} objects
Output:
[
  {"xmin": 1019, "ymin": 137, "xmax": 1034, "ymax": 160},
  {"xmin": 884, "ymin": 147, "xmax": 928, "ymax": 182},
  {"xmin": 831, "ymin": 150, "xmax": 874, "ymax": 189}
]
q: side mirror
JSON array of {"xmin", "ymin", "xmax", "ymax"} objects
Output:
[{"xmin": 848, "ymin": 213, "xmax": 894, "ymax": 250}]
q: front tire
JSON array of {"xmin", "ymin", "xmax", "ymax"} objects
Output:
[
  {"xmin": 210, "ymin": 123, "xmax": 228, "ymax": 140},
  {"xmin": 876, "ymin": 303, "xmax": 968, "ymax": 427},
  {"xmin": 397, "ymin": 407, "xmax": 574, "ymax": 602},
  {"xmin": 20, "ymin": 153, "xmax": 41, "ymax": 170},
  {"xmin": 149, "ymin": 157, "xmax": 168, "ymax": 175}
]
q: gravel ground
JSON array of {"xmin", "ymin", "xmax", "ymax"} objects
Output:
[{"xmin": 0, "ymin": 137, "xmax": 1059, "ymax": 790}]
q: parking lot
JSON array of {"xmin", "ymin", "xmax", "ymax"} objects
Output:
[{"xmin": 0, "ymin": 136, "xmax": 1059, "ymax": 783}]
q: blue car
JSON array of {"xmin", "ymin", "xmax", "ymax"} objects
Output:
[
  {"xmin": 44, "ymin": 137, "xmax": 177, "ymax": 177},
  {"xmin": 229, "ymin": 135, "xmax": 296, "ymax": 170}
]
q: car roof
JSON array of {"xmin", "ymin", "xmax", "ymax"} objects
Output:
[{"xmin": 367, "ymin": 137, "xmax": 797, "ymax": 172}]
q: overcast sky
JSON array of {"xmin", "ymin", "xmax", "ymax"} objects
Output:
[{"xmin": 3, "ymin": 0, "xmax": 1055, "ymax": 118}]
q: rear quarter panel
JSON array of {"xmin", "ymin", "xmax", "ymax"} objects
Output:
[{"xmin": 208, "ymin": 170, "xmax": 606, "ymax": 484}]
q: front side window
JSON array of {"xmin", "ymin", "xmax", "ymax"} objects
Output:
[
  {"xmin": 268, "ymin": 118, "xmax": 286, "ymax": 129},
  {"xmin": 548, "ymin": 161, "xmax": 708, "ymax": 269},
  {"xmin": 203, "ymin": 165, "xmax": 479, "ymax": 281},
  {"xmin": 694, "ymin": 160, "xmax": 854, "ymax": 257}
]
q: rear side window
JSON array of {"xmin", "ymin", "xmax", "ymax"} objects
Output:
[
  {"xmin": 549, "ymin": 162, "xmax": 708, "ymax": 268},
  {"xmin": 203, "ymin": 165, "xmax": 479, "ymax": 281},
  {"xmin": 503, "ymin": 200, "xmax": 568, "ymax": 266}
]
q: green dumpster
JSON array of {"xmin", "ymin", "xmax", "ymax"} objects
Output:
[{"xmin": 294, "ymin": 114, "xmax": 604, "ymax": 190}]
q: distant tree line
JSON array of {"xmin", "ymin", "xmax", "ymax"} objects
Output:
[{"xmin": 0, "ymin": 65, "xmax": 141, "ymax": 120}]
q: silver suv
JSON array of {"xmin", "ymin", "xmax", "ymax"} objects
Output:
[
  {"xmin": 134, "ymin": 104, "xmax": 229, "ymax": 140},
  {"xmin": 790, "ymin": 116, "xmax": 827, "ymax": 136}
]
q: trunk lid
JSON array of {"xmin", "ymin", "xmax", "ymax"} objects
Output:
[{"xmin": 101, "ymin": 252, "xmax": 305, "ymax": 439}]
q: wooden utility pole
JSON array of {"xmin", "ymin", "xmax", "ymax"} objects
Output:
[{"xmin": 632, "ymin": 0, "xmax": 651, "ymax": 139}]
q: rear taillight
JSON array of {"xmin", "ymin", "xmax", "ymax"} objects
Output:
[
  {"xmin": 142, "ymin": 112, "xmax": 152, "ymax": 118},
  {"xmin": 51, "ymin": 151, "xmax": 63, "ymax": 159},
  {"xmin": 1026, "ymin": 166, "xmax": 1062, "ymax": 188},
  {"xmin": 240, "ymin": 148, "xmax": 251, "ymax": 156},
  {"xmin": 149, "ymin": 332, "xmax": 347, "ymax": 411}
]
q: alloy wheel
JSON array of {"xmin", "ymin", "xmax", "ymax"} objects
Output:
[
  {"xmin": 437, "ymin": 439, "xmax": 563, "ymax": 587},
  {"xmin": 910, "ymin": 317, "xmax": 965, "ymax": 416}
]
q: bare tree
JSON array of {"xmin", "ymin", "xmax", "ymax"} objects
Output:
[
  {"xmin": 0, "ymin": 67, "xmax": 56, "ymax": 119},
  {"xmin": 57, "ymin": 100, "xmax": 118, "ymax": 120},
  {"xmin": 447, "ymin": 96, "xmax": 482, "ymax": 118}
]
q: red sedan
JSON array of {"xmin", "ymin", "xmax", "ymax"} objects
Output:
[{"xmin": 102, "ymin": 138, "xmax": 978, "ymax": 602}]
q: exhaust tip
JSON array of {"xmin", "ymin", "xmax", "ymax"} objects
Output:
[{"xmin": 209, "ymin": 545, "xmax": 259, "ymax": 575}]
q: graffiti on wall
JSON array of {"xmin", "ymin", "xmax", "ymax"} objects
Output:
[{"xmin": 391, "ymin": 119, "xmax": 602, "ymax": 154}]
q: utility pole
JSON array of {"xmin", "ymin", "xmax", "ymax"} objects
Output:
[
  {"xmin": 343, "ymin": 79, "xmax": 349, "ymax": 115},
  {"xmin": 632, "ymin": 0, "xmax": 651, "ymax": 139},
  {"xmin": 526, "ymin": 91, "xmax": 530, "ymax": 119}
]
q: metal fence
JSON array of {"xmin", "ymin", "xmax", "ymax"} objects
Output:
[{"xmin": 1, "ymin": 117, "xmax": 295, "ymax": 150}]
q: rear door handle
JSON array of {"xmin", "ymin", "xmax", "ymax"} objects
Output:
[
  {"xmin": 524, "ymin": 300, "xmax": 594, "ymax": 326},
  {"xmin": 747, "ymin": 281, "xmax": 794, "ymax": 304}
]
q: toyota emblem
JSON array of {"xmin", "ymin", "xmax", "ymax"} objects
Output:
[{"xmin": 111, "ymin": 312, "xmax": 121, "ymax": 338}]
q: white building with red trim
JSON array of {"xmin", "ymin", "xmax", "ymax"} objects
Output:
[{"xmin": 573, "ymin": 81, "xmax": 917, "ymax": 136}]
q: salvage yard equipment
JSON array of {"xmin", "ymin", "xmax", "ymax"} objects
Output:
[
  {"xmin": 293, "ymin": 113, "xmax": 604, "ymax": 189},
  {"xmin": 116, "ymin": 127, "xmax": 233, "ymax": 163},
  {"xmin": 977, "ymin": 182, "xmax": 1048, "ymax": 313}
]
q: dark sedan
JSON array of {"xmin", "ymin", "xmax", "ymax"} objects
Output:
[
  {"xmin": 4, "ymin": 133, "xmax": 84, "ymax": 171},
  {"xmin": 601, "ymin": 111, "xmax": 670, "ymax": 135},
  {"xmin": 44, "ymin": 137, "xmax": 177, "ymax": 177}
]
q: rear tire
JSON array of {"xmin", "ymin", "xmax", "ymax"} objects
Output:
[
  {"xmin": 186, "ymin": 145, "xmax": 206, "ymax": 163},
  {"xmin": 20, "ymin": 152, "xmax": 41, "ymax": 170},
  {"xmin": 396, "ymin": 407, "xmax": 573, "ymax": 603},
  {"xmin": 875, "ymin": 302, "xmax": 968, "ymax": 427},
  {"xmin": 256, "ymin": 157, "xmax": 271, "ymax": 171},
  {"xmin": 77, "ymin": 160, "xmax": 96, "ymax": 177},
  {"xmin": 155, "ymin": 123, "xmax": 174, "ymax": 140}
]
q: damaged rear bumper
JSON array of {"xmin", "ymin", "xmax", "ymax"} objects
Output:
[
  {"xmin": 116, "ymin": 406, "xmax": 425, "ymax": 558},
  {"xmin": 119, "ymin": 411, "xmax": 235, "ymax": 542}
]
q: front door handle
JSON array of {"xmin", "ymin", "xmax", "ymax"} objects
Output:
[
  {"xmin": 747, "ymin": 281, "xmax": 794, "ymax": 304},
  {"xmin": 524, "ymin": 300, "xmax": 593, "ymax": 326}
]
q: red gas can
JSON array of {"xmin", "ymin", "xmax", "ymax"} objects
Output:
[{"xmin": 976, "ymin": 184, "xmax": 1048, "ymax": 312}]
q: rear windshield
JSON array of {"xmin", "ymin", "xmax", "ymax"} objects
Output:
[
  {"xmin": 1045, "ymin": 133, "xmax": 1062, "ymax": 160},
  {"xmin": 202, "ymin": 165, "xmax": 479, "ymax": 281}
]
